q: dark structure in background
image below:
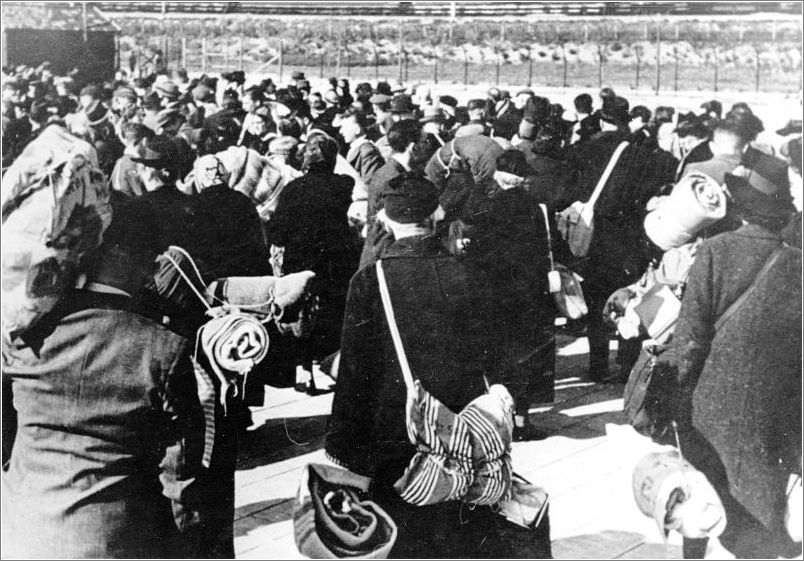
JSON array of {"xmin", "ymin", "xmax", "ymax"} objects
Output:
[{"xmin": 1, "ymin": 3, "xmax": 119, "ymax": 83}]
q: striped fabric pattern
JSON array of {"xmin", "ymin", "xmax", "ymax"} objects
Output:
[
  {"xmin": 394, "ymin": 382, "xmax": 515, "ymax": 507},
  {"xmin": 192, "ymin": 357, "xmax": 217, "ymax": 468}
]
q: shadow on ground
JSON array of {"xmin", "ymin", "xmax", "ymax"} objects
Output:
[{"xmin": 237, "ymin": 414, "xmax": 330, "ymax": 470}]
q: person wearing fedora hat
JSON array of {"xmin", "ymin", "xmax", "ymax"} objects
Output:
[
  {"xmin": 389, "ymin": 93, "xmax": 417, "ymax": 122},
  {"xmin": 419, "ymin": 105, "xmax": 447, "ymax": 145},
  {"xmin": 655, "ymin": 154, "xmax": 800, "ymax": 560}
]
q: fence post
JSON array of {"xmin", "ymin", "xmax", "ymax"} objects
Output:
[
  {"xmin": 635, "ymin": 45, "xmax": 641, "ymax": 90},
  {"xmin": 404, "ymin": 51, "xmax": 409, "ymax": 83},
  {"xmin": 495, "ymin": 47, "xmax": 501, "ymax": 85},
  {"xmin": 673, "ymin": 46, "xmax": 679, "ymax": 93},
  {"xmin": 182, "ymin": 37, "xmax": 187, "ymax": 70},
  {"xmin": 373, "ymin": 45, "xmax": 379, "ymax": 81},
  {"xmin": 346, "ymin": 47, "xmax": 351, "ymax": 80},
  {"xmin": 597, "ymin": 44, "xmax": 604, "ymax": 89},
  {"xmin": 527, "ymin": 50, "xmax": 533, "ymax": 87},
  {"xmin": 655, "ymin": 22, "xmax": 661, "ymax": 95},
  {"xmin": 336, "ymin": 35, "xmax": 342, "ymax": 77},
  {"xmin": 201, "ymin": 37, "xmax": 207, "ymax": 74},
  {"xmin": 279, "ymin": 41, "xmax": 284, "ymax": 83},
  {"xmin": 238, "ymin": 37, "xmax": 243, "ymax": 71},
  {"xmin": 224, "ymin": 41, "xmax": 230, "ymax": 71},
  {"xmin": 463, "ymin": 46, "xmax": 469, "ymax": 88},
  {"xmin": 713, "ymin": 47, "xmax": 719, "ymax": 93},
  {"xmin": 320, "ymin": 50, "xmax": 324, "ymax": 79},
  {"xmin": 755, "ymin": 45, "xmax": 761, "ymax": 95},
  {"xmin": 433, "ymin": 50, "xmax": 439, "ymax": 84},
  {"xmin": 562, "ymin": 43, "xmax": 568, "ymax": 89},
  {"xmin": 398, "ymin": 21, "xmax": 404, "ymax": 85}
]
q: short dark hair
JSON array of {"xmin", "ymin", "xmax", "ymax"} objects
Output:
[
  {"xmin": 574, "ymin": 93, "xmax": 594, "ymax": 114},
  {"xmin": 277, "ymin": 117, "xmax": 302, "ymax": 139},
  {"xmin": 630, "ymin": 105, "xmax": 651, "ymax": 123},
  {"xmin": 387, "ymin": 120, "xmax": 421, "ymax": 154},
  {"xmin": 302, "ymin": 133, "xmax": 339, "ymax": 173}
]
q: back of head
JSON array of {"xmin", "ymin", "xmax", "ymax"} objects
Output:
[
  {"xmin": 382, "ymin": 170, "xmax": 439, "ymax": 225},
  {"xmin": 84, "ymin": 197, "xmax": 163, "ymax": 291},
  {"xmin": 496, "ymin": 149, "xmax": 534, "ymax": 178},
  {"xmin": 574, "ymin": 93, "xmax": 593, "ymax": 114},
  {"xmin": 388, "ymin": 119, "xmax": 421, "ymax": 153},
  {"xmin": 302, "ymin": 132, "xmax": 339, "ymax": 173},
  {"xmin": 277, "ymin": 117, "xmax": 303, "ymax": 139}
]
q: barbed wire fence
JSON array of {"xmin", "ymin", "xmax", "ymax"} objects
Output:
[{"xmin": 121, "ymin": 17, "xmax": 803, "ymax": 95}]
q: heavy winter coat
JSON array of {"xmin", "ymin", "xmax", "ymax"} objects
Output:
[{"xmin": 668, "ymin": 222, "xmax": 801, "ymax": 542}]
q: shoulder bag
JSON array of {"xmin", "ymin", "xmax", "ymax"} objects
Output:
[
  {"xmin": 557, "ymin": 141, "xmax": 629, "ymax": 258},
  {"xmin": 538, "ymin": 203, "xmax": 588, "ymax": 320}
]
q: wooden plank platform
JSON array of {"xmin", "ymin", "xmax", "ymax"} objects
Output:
[{"xmin": 233, "ymin": 335, "xmax": 684, "ymax": 559}]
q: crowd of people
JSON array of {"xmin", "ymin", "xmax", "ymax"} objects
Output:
[{"xmin": 1, "ymin": 57, "xmax": 802, "ymax": 559}]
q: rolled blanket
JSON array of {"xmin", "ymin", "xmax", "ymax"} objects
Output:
[{"xmin": 197, "ymin": 311, "xmax": 270, "ymax": 414}]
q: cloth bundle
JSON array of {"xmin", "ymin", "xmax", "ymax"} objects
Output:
[
  {"xmin": 293, "ymin": 463, "xmax": 398, "ymax": 559},
  {"xmin": 1, "ymin": 124, "xmax": 110, "ymax": 343},
  {"xmin": 644, "ymin": 172, "xmax": 727, "ymax": 251}
]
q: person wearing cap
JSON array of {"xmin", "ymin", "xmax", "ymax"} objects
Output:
[
  {"xmin": 340, "ymin": 107, "xmax": 384, "ymax": 187},
  {"xmin": 365, "ymin": 93, "xmax": 392, "ymax": 142},
  {"xmin": 154, "ymin": 80, "xmax": 180, "ymax": 110},
  {"xmin": 454, "ymin": 99, "xmax": 490, "ymax": 137},
  {"xmin": 389, "ymin": 93, "xmax": 417, "ymax": 122},
  {"xmin": 675, "ymin": 114, "xmax": 714, "ymax": 181},
  {"xmin": 656, "ymin": 155, "xmax": 799, "ymax": 560},
  {"xmin": 327, "ymin": 170, "xmax": 553, "ymax": 558},
  {"xmin": 419, "ymin": 104, "xmax": 447, "ymax": 145},
  {"xmin": 564, "ymin": 94, "xmax": 670, "ymax": 383},
  {"xmin": 2, "ymin": 196, "xmax": 215, "ymax": 558}
]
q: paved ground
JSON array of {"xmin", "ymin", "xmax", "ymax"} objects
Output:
[{"xmin": 232, "ymin": 334, "xmax": 687, "ymax": 559}]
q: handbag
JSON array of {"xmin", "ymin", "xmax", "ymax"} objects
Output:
[
  {"xmin": 376, "ymin": 260, "xmax": 515, "ymax": 507},
  {"xmin": 293, "ymin": 463, "xmax": 398, "ymax": 559},
  {"xmin": 624, "ymin": 243, "xmax": 789, "ymax": 440},
  {"xmin": 538, "ymin": 204, "xmax": 588, "ymax": 320},
  {"xmin": 557, "ymin": 141, "xmax": 629, "ymax": 258}
]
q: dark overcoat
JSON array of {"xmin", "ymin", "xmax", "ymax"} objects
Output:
[{"xmin": 669, "ymin": 222, "xmax": 801, "ymax": 545}]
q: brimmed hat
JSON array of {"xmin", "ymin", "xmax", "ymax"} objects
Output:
[
  {"xmin": 113, "ymin": 86, "xmax": 137, "ymax": 102},
  {"xmin": 129, "ymin": 134, "xmax": 179, "ymax": 169},
  {"xmin": 599, "ymin": 96, "xmax": 629, "ymax": 126},
  {"xmin": 381, "ymin": 171, "xmax": 440, "ymax": 224},
  {"xmin": 221, "ymin": 70, "xmax": 246, "ymax": 85},
  {"xmin": 156, "ymin": 108, "xmax": 184, "ymax": 130},
  {"xmin": 515, "ymin": 88, "xmax": 534, "ymax": 98},
  {"xmin": 776, "ymin": 119, "xmax": 803, "ymax": 137},
  {"xmin": 419, "ymin": 105, "xmax": 445, "ymax": 124},
  {"xmin": 467, "ymin": 99, "xmax": 486, "ymax": 111},
  {"xmin": 291, "ymin": 70, "xmax": 306, "ymax": 81},
  {"xmin": 439, "ymin": 95, "xmax": 458, "ymax": 109},
  {"xmin": 725, "ymin": 154, "xmax": 793, "ymax": 218},
  {"xmin": 154, "ymin": 81, "xmax": 180, "ymax": 100},
  {"xmin": 369, "ymin": 93, "xmax": 391, "ymax": 105},
  {"xmin": 390, "ymin": 94, "xmax": 414, "ymax": 114},
  {"xmin": 80, "ymin": 84, "xmax": 101, "ymax": 99},
  {"xmin": 374, "ymin": 81, "xmax": 392, "ymax": 96}
]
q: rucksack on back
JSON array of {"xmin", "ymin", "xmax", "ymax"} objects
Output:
[{"xmin": 1, "ymin": 124, "xmax": 112, "ymax": 344}]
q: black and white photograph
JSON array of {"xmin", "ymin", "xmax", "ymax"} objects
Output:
[{"xmin": 1, "ymin": 1, "xmax": 802, "ymax": 559}]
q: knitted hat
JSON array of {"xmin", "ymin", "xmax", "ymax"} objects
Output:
[{"xmin": 382, "ymin": 171, "xmax": 439, "ymax": 224}]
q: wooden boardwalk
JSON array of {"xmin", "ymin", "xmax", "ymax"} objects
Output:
[{"xmin": 233, "ymin": 334, "xmax": 685, "ymax": 559}]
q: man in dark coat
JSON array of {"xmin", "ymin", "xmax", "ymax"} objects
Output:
[
  {"xmin": 563, "ymin": 96, "xmax": 673, "ymax": 382},
  {"xmin": 2, "ymin": 199, "xmax": 218, "ymax": 558},
  {"xmin": 675, "ymin": 114, "xmax": 713, "ymax": 181},
  {"xmin": 662, "ymin": 157, "xmax": 800, "ymax": 559},
  {"xmin": 326, "ymin": 172, "xmax": 552, "ymax": 558},
  {"xmin": 340, "ymin": 107, "xmax": 384, "ymax": 186}
]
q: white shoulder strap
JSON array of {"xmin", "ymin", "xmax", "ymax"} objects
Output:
[
  {"xmin": 539, "ymin": 203, "xmax": 556, "ymax": 271},
  {"xmin": 376, "ymin": 260, "xmax": 417, "ymax": 394},
  {"xmin": 587, "ymin": 141, "xmax": 629, "ymax": 208}
]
